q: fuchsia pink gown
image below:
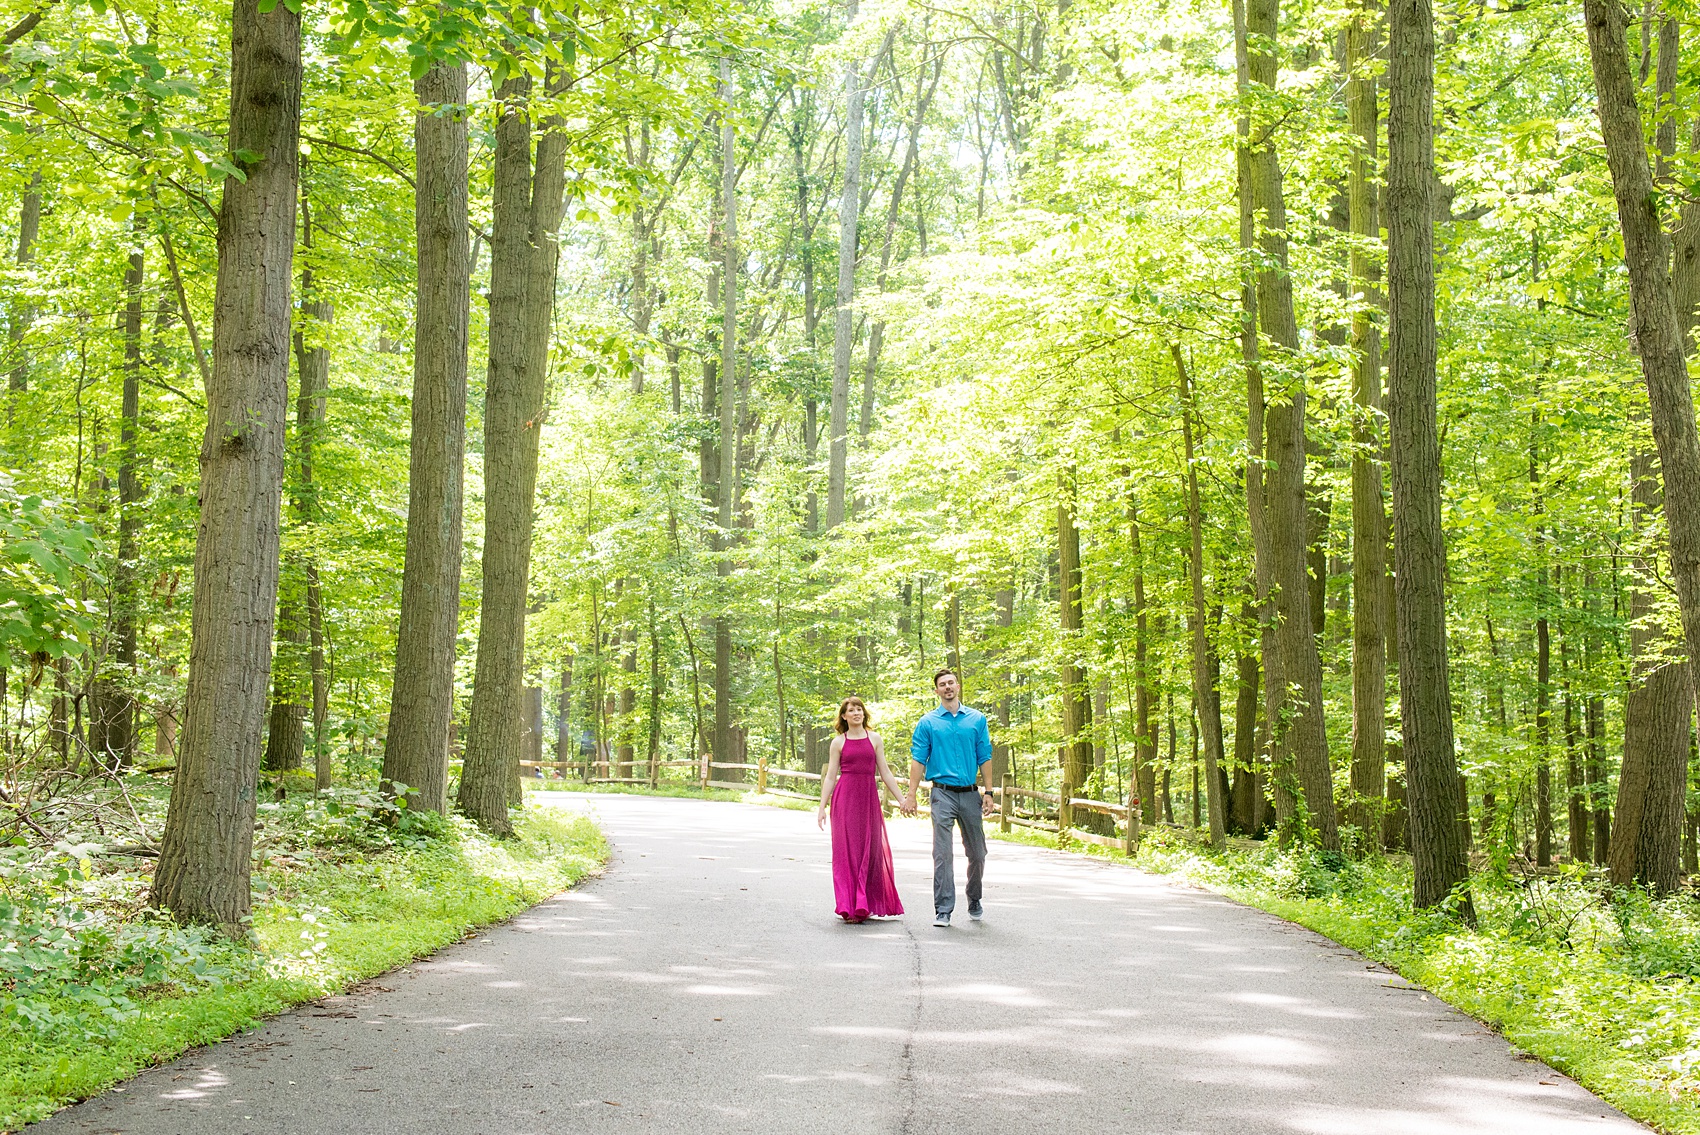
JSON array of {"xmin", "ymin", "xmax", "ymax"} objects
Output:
[{"xmin": 830, "ymin": 736, "xmax": 905, "ymax": 921}]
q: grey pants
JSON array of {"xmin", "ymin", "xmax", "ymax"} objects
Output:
[{"xmin": 931, "ymin": 787, "xmax": 987, "ymax": 917}]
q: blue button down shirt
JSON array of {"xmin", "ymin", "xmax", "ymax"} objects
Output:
[{"xmin": 910, "ymin": 704, "xmax": 992, "ymax": 787}]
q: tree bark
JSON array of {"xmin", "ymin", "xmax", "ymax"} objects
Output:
[
  {"xmin": 103, "ymin": 217, "xmax": 144, "ymax": 767},
  {"xmin": 1130, "ymin": 489, "xmax": 1159, "ymax": 823},
  {"xmin": 8, "ymin": 170, "xmax": 39, "ymax": 399},
  {"xmin": 263, "ymin": 188, "xmax": 321, "ymax": 777},
  {"xmin": 1231, "ymin": 633, "xmax": 1262, "ymax": 835},
  {"xmin": 1598, "ymin": 16, "xmax": 1695, "ymax": 894},
  {"xmin": 1584, "ymin": 0, "xmax": 1700, "ymax": 719},
  {"xmin": 1175, "ymin": 346, "xmax": 1228, "ymax": 848},
  {"xmin": 150, "ymin": 0, "xmax": 300, "ymax": 933},
  {"xmin": 825, "ymin": 31, "xmax": 864, "ymax": 530},
  {"xmin": 1387, "ymin": 0, "xmax": 1473, "ymax": 918},
  {"xmin": 859, "ymin": 52, "xmax": 940, "ymax": 442},
  {"xmin": 1611, "ymin": 449, "xmax": 1690, "ymax": 894},
  {"xmin": 1058, "ymin": 468, "xmax": 1092, "ymax": 798},
  {"xmin": 713, "ymin": 56, "xmax": 739, "ymax": 777},
  {"xmin": 459, "ymin": 73, "xmax": 568, "ymax": 833},
  {"xmin": 993, "ymin": 577, "xmax": 1013, "ymax": 789},
  {"xmin": 1347, "ymin": 0, "xmax": 1387, "ymax": 849},
  {"xmin": 383, "ymin": 62, "xmax": 469, "ymax": 814},
  {"xmin": 1532, "ymin": 406, "xmax": 1552, "ymax": 867},
  {"xmin": 1246, "ymin": 0, "xmax": 1337, "ymax": 849}
]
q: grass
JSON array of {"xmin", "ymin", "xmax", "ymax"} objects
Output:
[
  {"xmin": 524, "ymin": 777, "xmax": 822, "ymax": 812},
  {"xmin": 1, "ymin": 805, "xmax": 607, "ymax": 1131}
]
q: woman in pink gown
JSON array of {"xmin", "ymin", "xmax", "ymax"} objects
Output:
[{"xmin": 816, "ymin": 697, "xmax": 907, "ymax": 922}]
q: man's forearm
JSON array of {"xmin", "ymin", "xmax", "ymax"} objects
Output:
[{"xmin": 908, "ymin": 760, "xmax": 923, "ymax": 796}]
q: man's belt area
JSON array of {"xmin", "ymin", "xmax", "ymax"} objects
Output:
[{"xmin": 933, "ymin": 782, "xmax": 979, "ymax": 792}]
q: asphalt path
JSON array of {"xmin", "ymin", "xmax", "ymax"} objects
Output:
[{"xmin": 33, "ymin": 793, "xmax": 1649, "ymax": 1134}]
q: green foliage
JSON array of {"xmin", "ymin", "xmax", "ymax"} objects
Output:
[
  {"xmin": 0, "ymin": 473, "xmax": 97, "ymax": 667},
  {"xmin": 0, "ymin": 844, "xmax": 252, "ymax": 1045}
]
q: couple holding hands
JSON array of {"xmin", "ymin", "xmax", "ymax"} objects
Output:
[{"xmin": 815, "ymin": 668, "xmax": 997, "ymax": 928}]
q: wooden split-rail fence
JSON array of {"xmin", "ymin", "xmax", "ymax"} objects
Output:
[{"xmin": 517, "ymin": 753, "xmax": 1141, "ymax": 855}]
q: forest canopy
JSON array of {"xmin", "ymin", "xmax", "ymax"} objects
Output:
[{"xmin": 0, "ymin": 0, "xmax": 1696, "ymax": 932}]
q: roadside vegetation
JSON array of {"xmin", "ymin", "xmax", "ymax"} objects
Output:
[{"xmin": 0, "ymin": 774, "xmax": 605, "ymax": 1131}]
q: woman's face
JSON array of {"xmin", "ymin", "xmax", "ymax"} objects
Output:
[{"xmin": 845, "ymin": 702, "xmax": 865, "ymax": 727}]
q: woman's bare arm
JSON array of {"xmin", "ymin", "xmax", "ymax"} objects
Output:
[{"xmin": 816, "ymin": 736, "xmax": 844, "ymax": 828}]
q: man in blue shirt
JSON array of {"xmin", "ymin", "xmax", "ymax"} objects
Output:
[{"xmin": 903, "ymin": 668, "xmax": 996, "ymax": 927}]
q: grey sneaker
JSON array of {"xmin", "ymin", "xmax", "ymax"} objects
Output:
[
  {"xmin": 932, "ymin": 912, "xmax": 951, "ymax": 928},
  {"xmin": 968, "ymin": 901, "xmax": 983, "ymax": 921}
]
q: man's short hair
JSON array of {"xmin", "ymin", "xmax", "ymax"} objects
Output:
[{"xmin": 933, "ymin": 667, "xmax": 958, "ymax": 687}]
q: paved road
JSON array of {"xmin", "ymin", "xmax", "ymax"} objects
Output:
[{"xmin": 34, "ymin": 794, "xmax": 1647, "ymax": 1134}]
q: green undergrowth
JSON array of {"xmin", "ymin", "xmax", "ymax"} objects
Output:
[
  {"xmin": 1, "ymin": 797, "xmax": 607, "ymax": 1131},
  {"xmin": 525, "ymin": 778, "xmax": 743, "ymax": 801},
  {"xmin": 526, "ymin": 778, "xmax": 820, "ymax": 812},
  {"xmin": 1017, "ymin": 824, "xmax": 1700, "ymax": 1135}
]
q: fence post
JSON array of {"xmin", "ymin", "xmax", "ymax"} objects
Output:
[
  {"xmin": 1000, "ymin": 774, "xmax": 1012, "ymax": 834},
  {"xmin": 699, "ymin": 751, "xmax": 709, "ymax": 790},
  {"xmin": 1058, "ymin": 780, "xmax": 1072, "ymax": 841},
  {"xmin": 1122, "ymin": 804, "xmax": 1135, "ymax": 857},
  {"xmin": 758, "ymin": 754, "xmax": 768, "ymax": 795}
]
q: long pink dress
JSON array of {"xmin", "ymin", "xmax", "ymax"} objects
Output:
[{"xmin": 830, "ymin": 736, "xmax": 905, "ymax": 921}]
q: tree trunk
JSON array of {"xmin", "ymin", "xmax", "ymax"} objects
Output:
[
  {"xmin": 1611, "ymin": 449, "xmax": 1690, "ymax": 893},
  {"xmin": 459, "ymin": 74, "xmax": 568, "ymax": 833},
  {"xmin": 1176, "ymin": 345, "xmax": 1227, "ymax": 848},
  {"xmin": 263, "ymin": 191, "xmax": 321, "ymax": 778},
  {"xmin": 8, "ymin": 171, "xmax": 39, "ymax": 399},
  {"xmin": 1232, "ymin": 634, "xmax": 1261, "ymax": 834},
  {"xmin": 306, "ymin": 562, "xmax": 328, "ymax": 790},
  {"xmin": 383, "ymin": 62, "xmax": 469, "ymax": 814},
  {"xmin": 993, "ymin": 578, "xmax": 1014, "ymax": 788},
  {"xmin": 825, "ymin": 34, "xmax": 864, "ymax": 530},
  {"xmin": 859, "ymin": 54, "xmax": 941, "ymax": 442},
  {"xmin": 1533, "ymin": 411, "xmax": 1552, "ymax": 867},
  {"xmin": 620, "ymin": 630, "xmax": 637, "ymax": 776},
  {"xmin": 1563, "ymin": 629, "xmax": 1589, "ymax": 860},
  {"xmin": 150, "ymin": 0, "xmax": 300, "ymax": 934},
  {"xmin": 1130, "ymin": 489, "xmax": 1159, "ymax": 823},
  {"xmin": 1594, "ymin": 16, "xmax": 1696, "ymax": 894},
  {"xmin": 1347, "ymin": 0, "xmax": 1387, "ymax": 850},
  {"xmin": 1233, "ymin": 0, "xmax": 1274, "ymax": 839},
  {"xmin": 1585, "ymin": 0, "xmax": 1700, "ymax": 717},
  {"xmin": 557, "ymin": 655, "xmax": 573, "ymax": 769},
  {"xmin": 1387, "ymin": 0, "xmax": 1473, "ymax": 919},
  {"xmin": 106, "ymin": 218, "xmax": 144, "ymax": 768},
  {"xmin": 1058, "ymin": 468, "xmax": 1092, "ymax": 796},
  {"xmin": 1247, "ymin": 0, "xmax": 1337, "ymax": 849},
  {"xmin": 713, "ymin": 56, "xmax": 740, "ymax": 777}
]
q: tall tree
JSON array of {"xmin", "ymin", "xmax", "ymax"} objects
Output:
[
  {"xmin": 825, "ymin": 16, "xmax": 865, "ymax": 530},
  {"xmin": 1387, "ymin": 0, "xmax": 1473, "ymax": 918},
  {"xmin": 1346, "ymin": 0, "xmax": 1387, "ymax": 849},
  {"xmin": 459, "ymin": 71, "xmax": 568, "ymax": 833},
  {"xmin": 383, "ymin": 60, "xmax": 470, "ymax": 814},
  {"xmin": 8, "ymin": 170, "xmax": 39, "ymax": 401},
  {"xmin": 1058, "ymin": 467, "xmax": 1091, "ymax": 800},
  {"xmin": 714, "ymin": 54, "xmax": 738, "ymax": 776},
  {"xmin": 1584, "ymin": 0, "xmax": 1700, "ymax": 732},
  {"xmin": 1175, "ymin": 344, "xmax": 1227, "ymax": 848},
  {"xmin": 150, "ymin": 0, "xmax": 301, "ymax": 932},
  {"xmin": 1246, "ymin": 0, "xmax": 1337, "ymax": 848},
  {"xmin": 1605, "ymin": 18, "xmax": 1690, "ymax": 893}
]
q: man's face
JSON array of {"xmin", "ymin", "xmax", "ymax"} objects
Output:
[{"xmin": 935, "ymin": 673, "xmax": 960, "ymax": 703}]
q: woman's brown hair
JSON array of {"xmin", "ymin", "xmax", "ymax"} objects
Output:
[{"xmin": 834, "ymin": 696, "xmax": 871, "ymax": 734}]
